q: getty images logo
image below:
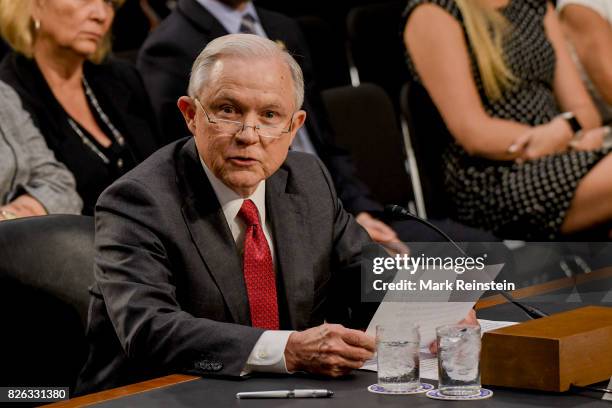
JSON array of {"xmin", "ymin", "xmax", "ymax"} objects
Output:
[{"xmin": 372, "ymin": 253, "xmax": 488, "ymax": 275}]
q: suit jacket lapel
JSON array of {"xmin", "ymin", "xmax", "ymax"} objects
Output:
[
  {"xmin": 178, "ymin": 0, "xmax": 230, "ymax": 38},
  {"xmin": 176, "ymin": 139, "xmax": 314, "ymax": 329},
  {"xmin": 177, "ymin": 139, "xmax": 250, "ymax": 325},
  {"xmin": 256, "ymin": 8, "xmax": 284, "ymax": 43},
  {"xmin": 179, "ymin": 0, "xmax": 289, "ymax": 51},
  {"xmin": 266, "ymin": 168, "xmax": 314, "ymax": 330}
]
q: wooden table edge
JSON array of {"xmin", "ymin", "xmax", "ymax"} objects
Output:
[
  {"xmin": 41, "ymin": 374, "xmax": 199, "ymax": 407},
  {"xmin": 475, "ymin": 267, "xmax": 612, "ymax": 310}
]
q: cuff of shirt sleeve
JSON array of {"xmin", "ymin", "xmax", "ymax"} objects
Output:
[{"xmin": 241, "ymin": 330, "xmax": 294, "ymax": 376}]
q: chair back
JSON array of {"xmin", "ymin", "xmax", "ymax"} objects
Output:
[
  {"xmin": 321, "ymin": 83, "xmax": 412, "ymax": 207},
  {"xmin": 400, "ymin": 81, "xmax": 454, "ymax": 219},
  {"xmin": 0, "ymin": 215, "xmax": 95, "ymax": 390}
]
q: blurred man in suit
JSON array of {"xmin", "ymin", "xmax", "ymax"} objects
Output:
[
  {"xmin": 137, "ymin": 0, "xmax": 411, "ymax": 248},
  {"xmin": 76, "ymin": 34, "xmax": 379, "ymax": 394}
]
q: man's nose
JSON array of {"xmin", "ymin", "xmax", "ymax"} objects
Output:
[{"xmin": 234, "ymin": 124, "xmax": 260, "ymax": 145}]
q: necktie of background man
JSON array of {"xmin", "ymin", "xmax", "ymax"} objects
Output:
[{"xmin": 239, "ymin": 14, "xmax": 257, "ymax": 34}]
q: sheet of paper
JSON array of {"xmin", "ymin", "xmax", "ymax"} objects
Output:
[
  {"xmin": 366, "ymin": 301, "xmax": 475, "ymax": 347},
  {"xmin": 364, "ymin": 264, "xmax": 504, "ymax": 347},
  {"xmin": 478, "ymin": 319, "xmax": 518, "ymax": 334},
  {"xmin": 361, "ymin": 319, "xmax": 518, "ymax": 379},
  {"xmin": 604, "ymin": 377, "xmax": 612, "ymax": 401}
]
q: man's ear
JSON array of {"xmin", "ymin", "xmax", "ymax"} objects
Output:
[
  {"xmin": 288, "ymin": 110, "xmax": 307, "ymax": 145},
  {"xmin": 177, "ymin": 96, "xmax": 197, "ymax": 135}
]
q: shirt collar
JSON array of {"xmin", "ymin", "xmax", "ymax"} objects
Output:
[
  {"xmin": 194, "ymin": 0, "xmax": 260, "ymax": 34},
  {"xmin": 200, "ymin": 157, "xmax": 267, "ymax": 226}
]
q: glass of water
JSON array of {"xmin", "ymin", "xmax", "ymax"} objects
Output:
[
  {"xmin": 376, "ymin": 323, "xmax": 420, "ymax": 392},
  {"xmin": 436, "ymin": 324, "xmax": 481, "ymax": 396}
]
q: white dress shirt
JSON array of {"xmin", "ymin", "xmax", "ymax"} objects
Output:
[
  {"xmin": 195, "ymin": 0, "xmax": 268, "ymax": 36},
  {"xmin": 194, "ymin": 0, "xmax": 318, "ymax": 155},
  {"xmin": 200, "ymin": 159, "xmax": 293, "ymax": 375}
]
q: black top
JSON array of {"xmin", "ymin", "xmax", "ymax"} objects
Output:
[{"xmin": 0, "ymin": 52, "xmax": 162, "ymax": 214}]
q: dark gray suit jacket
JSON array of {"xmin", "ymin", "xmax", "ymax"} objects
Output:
[{"xmin": 76, "ymin": 137, "xmax": 374, "ymax": 394}]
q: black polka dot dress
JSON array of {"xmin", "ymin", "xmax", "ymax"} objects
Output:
[{"xmin": 403, "ymin": 0, "xmax": 611, "ymax": 239}]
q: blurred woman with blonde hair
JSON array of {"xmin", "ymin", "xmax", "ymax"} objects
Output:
[
  {"xmin": 403, "ymin": 0, "xmax": 612, "ymax": 239},
  {"xmin": 0, "ymin": 0, "xmax": 161, "ymax": 214}
]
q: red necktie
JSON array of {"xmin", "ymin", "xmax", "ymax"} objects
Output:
[{"xmin": 238, "ymin": 199, "xmax": 279, "ymax": 330}]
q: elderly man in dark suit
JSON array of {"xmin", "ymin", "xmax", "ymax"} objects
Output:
[
  {"xmin": 76, "ymin": 34, "xmax": 378, "ymax": 394},
  {"xmin": 137, "ymin": 0, "xmax": 410, "ymax": 248}
]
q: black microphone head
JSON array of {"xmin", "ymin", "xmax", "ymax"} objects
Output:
[{"xmin": 385, "ymin": 204, "xmax": 409, "ymax": 219}]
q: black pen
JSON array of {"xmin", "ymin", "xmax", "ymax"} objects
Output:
[{"xmin": 236, "ymin": 389, "xmax": 334, "ymax": 399}]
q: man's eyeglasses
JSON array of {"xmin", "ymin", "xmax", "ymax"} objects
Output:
[{"xmin": 193, "ymin": 98, "xmax": 294, "ymax": 140}]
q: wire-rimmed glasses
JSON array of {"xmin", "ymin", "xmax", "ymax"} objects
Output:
[{"xmin": 193, "ymin": 98, "xmax": 294, "ymax": 140}]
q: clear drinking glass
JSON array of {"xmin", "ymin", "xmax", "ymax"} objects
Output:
[
  {"xmin": 436, "ymin": 324, "xmax": 481, "ymax": 396},
  {"xmin": 376, "ymin": 323, "xmax": 420, "ymax": 392}
]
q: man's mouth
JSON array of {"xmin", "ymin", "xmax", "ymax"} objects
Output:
[{"xmin": 228, "ymin": 156, "xmax": 258, "ymax": 166}]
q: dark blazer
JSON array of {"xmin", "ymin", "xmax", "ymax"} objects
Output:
[
  {"xmin": 0, "ymin": 52, "xmax": 162, "ymax": 215},
  {"xmin": 75, "ymin": 138, "xmax": 375, "ymax": 394},
  {"xmin": 137, "ymin": 0, "xmax": 382, "ymax": 215}
]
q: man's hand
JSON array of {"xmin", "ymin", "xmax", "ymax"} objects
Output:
[
  {"xmin": 428, "ymin": 309, "xmax": 479, "ymax": 354},
  {"xmin": 356, "ymin": 212, "xmax": 398, "ymax": 242},
  {"xmin": 284, "ymin": 323, "xmax": 375, "ymax": 377},
  {"xmin": 356, "ymin": 212, "xmax": 409, "ymax": 255}
]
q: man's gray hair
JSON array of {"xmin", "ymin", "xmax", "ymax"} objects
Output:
[{"xmin": 187, "ymin": 34, "xmax": 305, "ymax": 109}]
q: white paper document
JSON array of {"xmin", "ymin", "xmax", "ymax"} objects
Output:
[
  {"xmin": 366, "ymin": 301, "xmax": 475, "ymax": 347},
  {"xmin": 364, "ymin": 264, "xmax": 504, "ymax": 347}
]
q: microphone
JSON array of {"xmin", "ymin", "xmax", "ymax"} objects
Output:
[
  {"xmin": 385, "ymin": 205, "xmax": 465, "ymax": 255},
  {"xmin": 384, "ymin": 204, "xmax": 549, "ymax": 320}
]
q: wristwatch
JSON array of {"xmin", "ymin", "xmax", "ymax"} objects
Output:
[{"xmin": 560, "ymin": 112, "xmax": 582, "ymax": 135}]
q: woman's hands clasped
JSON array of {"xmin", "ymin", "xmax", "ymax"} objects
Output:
[{"xmin": 508, "ymin": 117, "xmax": 608, "ymax": 162}]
